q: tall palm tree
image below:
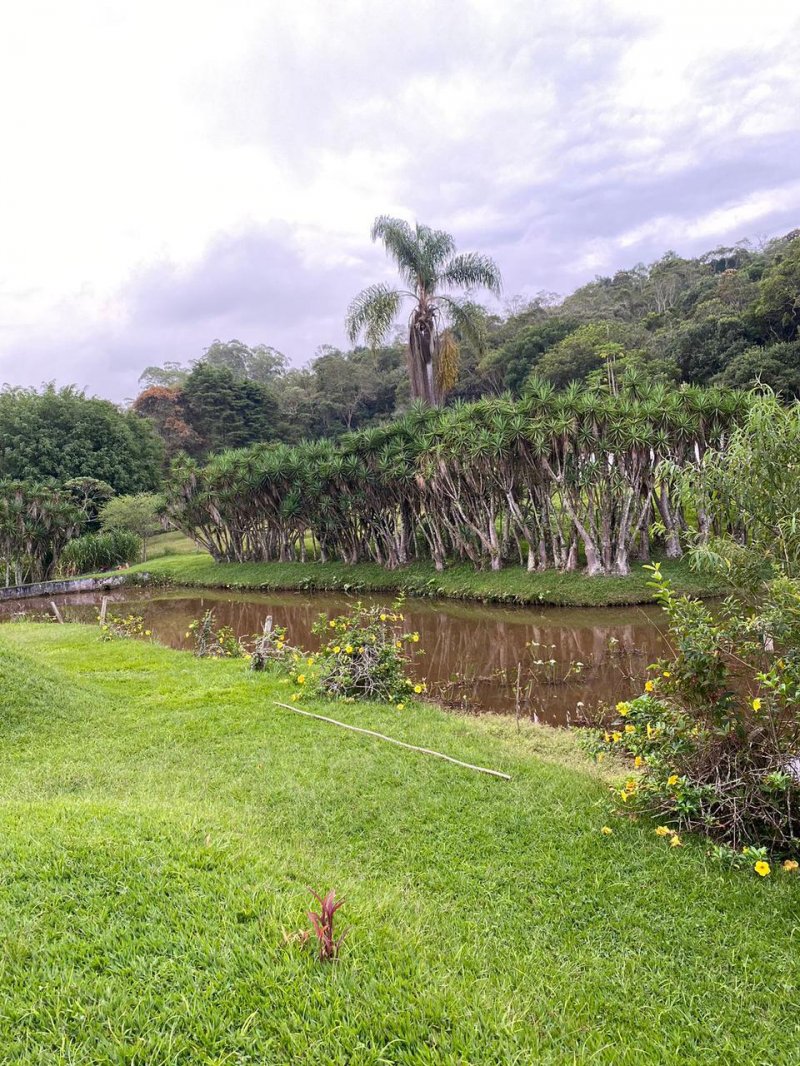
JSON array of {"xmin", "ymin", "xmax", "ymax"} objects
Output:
[{"xmin": 346, "ymin": 217, "xmax": 502, "ymax": 406}]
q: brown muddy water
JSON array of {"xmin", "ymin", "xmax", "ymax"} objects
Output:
[{"xmin": 0, "ymin": 587, "xmax": 671, "ymax": 725}]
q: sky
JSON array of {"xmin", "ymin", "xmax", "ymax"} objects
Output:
[{"xmin": 0, "ymin": 0, "xmax": 798, "ymax": 402}]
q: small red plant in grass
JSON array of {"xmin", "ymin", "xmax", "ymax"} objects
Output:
[{"xmin": 307, "ymin": 888, "xmax": 348, "ymax": 961}]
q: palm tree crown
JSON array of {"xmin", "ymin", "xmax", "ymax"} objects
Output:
[{"xmin": 346, "ymin": 216, "xmax": 502, "ymax": 405}]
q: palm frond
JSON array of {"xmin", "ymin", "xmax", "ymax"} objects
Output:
[
  {"xmin": 345, "ymin": 284, "xmax": 403, "ymax": 347},
  {"xmin": 438, "ymin": 297, "xmax": 490, "ymax": 354},
  {"xmin": 370, "ymin": 217, "xmax": 422, "ymax": 288},
  {"xmin": 439, "ymin": 252, "xmax": 502, "ymax": 297}
]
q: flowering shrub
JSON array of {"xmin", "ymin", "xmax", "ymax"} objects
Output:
[
  {"xmin": 309, "ymin": 599, "xmax": 423, "ymax": 704},
  {"xmin": 187, "ymin": 610, "xmax": 247, "ymax": 659},
  {"xmin": 99, "ymin": 611, "xmax": 152, "ymax": 641},
  {"xmin": 592, "ymin": 563, "xmax": 800, "ymax": 855},
  {"xmin": 249, "ymin": 619, "xmax": 293, "ymax": 671}
]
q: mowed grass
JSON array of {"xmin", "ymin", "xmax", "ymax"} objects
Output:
[
  {"xmin": 129, "ymin": 547, "xmax": 721, "ymax": 607},
  {"xmin": 0, "ymin": 627, "xmax": 798, "ymax": 1063}
]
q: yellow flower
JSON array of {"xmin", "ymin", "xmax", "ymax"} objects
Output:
[
  {"xmin": 634, "ymin": 756, "xmax": 643, "ymax": 768},
  {"xmin": 619, "ymin": 790, "xmax": 629, "ymax": 802},
  {"xmin": 380, "ymin": 614, "xmax": 387, "ymax": 621},
  {"xmin": 345, "ymin": 645, "xmax": 354, "ymax": 654},
  {"xmin": 329, "ymin": 620, "xmax": 336, "ymax": 628},
  {"xmin": 624, "ymin": 724, "xmax": 636, "ymax": 734},
  {"xmin": 754, "ymin": 861, "xmax": 771, "ymax": 877},
  {"xmin": 616, "ymin": 702, "xmax": 630, "ymax": 716},
  {"xmin": 144, "ymin": 630, "xmax": 151, "ymax": 636},
  {"xmin": 662, "ymin": 671, "xmax": 671, "ymax": 678},
  {"xmin": 296, "ymin": 674, "xmax": 305, "ymax": 685},
  {"xmin": 276, "ymin": 640, "xmax": 284, "ymax": 650},
  {"xmin": 670, "ymin": 835, "xmax": 682, "ymax": 848},
  {"xmin": 396, "ymin": 702, "xmax": 405, "ymax": 710},
  {"xmin": 782, "ymin": 859, "xmax": 798, "ymax": 872},
  {"xmin": 411, "ymin": 633, "xmax": 420, "ymax": 642},
  {"xmin": 603, "ymin": 731, "xmax": 611, "ymax": 743},
  {"xmin": 413, "ymin": 684, "xmax": 423, "ymax": 694},
  {"xmin": 396, "ymin": 641, "xmax": 402, "ymax": 649},
  {"xmin": 644, "ymin": 680, "xmax": 655, "ymax": 693},
  {"xmin": 185, "ymin": 631, "xmax": 191, "ymax": 638},
  {"xmin": 655, "ymin": 826, "xmax": 672, "ymax": 837},
  {"xmin": 333, "ymin": 646, "xmax": 341, "ymax": 654},
  {"xmin": 307, "ymin": 658, "xmax": 315, "ymax": 666},
  {"xmin": 601, "ymin": 826, "xmax": 613, "ymax": 835},
  {"xmin": 667, "ymin": 774, "xmax": 679, "ymax": 786},
  {"xmin": 290, "ymin": 692, "xmax": 300, "ymax": 702},
  {"xmin": 752, "ymin": 697, "xmax": 762, "ymax": 712},
  {"xmin": 611, "ymin": 731, "xmax": 622, "ymax": 743},
  {"xmin": 625, "ymin": 779, "xmax": 637, "ymax": 793}
]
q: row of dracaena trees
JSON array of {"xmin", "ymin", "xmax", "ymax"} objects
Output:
[
  {"xmin": 165, "ymin": 383, "xmax": 750, "ymax": 576},
  {"xmin": 0, "ymin": 481, "xmax": 84, "ymax": 586}
]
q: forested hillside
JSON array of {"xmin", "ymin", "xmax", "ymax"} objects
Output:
[{"xmin": 133, "ymin": 229, "xmax": 800, "ymax": 459}]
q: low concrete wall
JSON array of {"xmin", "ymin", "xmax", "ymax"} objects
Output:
[{"xmin": 0, "ymin": 573, "xmax": 137, "ymax": 602}]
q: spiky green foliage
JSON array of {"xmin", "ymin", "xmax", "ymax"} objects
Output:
[
  {"xmin": 165, "ymin": 385, "xmax": 750, "ymax": 577},
  {"xmin": 0, "ymin": 481, "xmax": 84, "ymax": 585}
]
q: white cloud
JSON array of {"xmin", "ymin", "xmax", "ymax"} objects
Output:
[{"xmin": 0, "ymin": 0, "xmax": 798, "ymax": 397}]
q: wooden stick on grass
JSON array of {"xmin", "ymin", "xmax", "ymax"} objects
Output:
[
  {"xmin": 273, "ymin": 701, "xmax": 511, "ymax": 781},
  {"xmin": 50, "ymin": 601, "xmax": 64, "ymax": 624}
]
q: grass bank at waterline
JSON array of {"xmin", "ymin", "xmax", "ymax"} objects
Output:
[
  {"xmin": 125, "ymin": 548, "xmax": 721, "ymax": 607},
  {"xmin": 1, "ymin": 626, "xmax": 797, "ymax": 1063}
]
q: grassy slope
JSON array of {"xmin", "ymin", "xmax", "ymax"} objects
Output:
[
  {"xmin": 0, "ymin": 626, "xmax": 797, "ymax": 1064},
  {"xmin": 128, "ymin": 543, "xmax": 720, "ymax": 607}
]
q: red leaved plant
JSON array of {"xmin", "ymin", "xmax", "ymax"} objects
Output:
[{"xmin": 307, "ymin": 888, "xmax": 348, "ymax": 961}]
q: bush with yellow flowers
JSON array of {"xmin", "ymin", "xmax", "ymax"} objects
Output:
[
  {"xmin": 187, "ymin": 610, "xmax": 247, "ymax": 659},
  {"xmin": 99, "ymin": 611, "xmax": 152, "ymax": 642},
  {"xmin": 590, "ymin": 563, "xmax": 800, "ymax": 858},
  {"xmin": 309, "ymin": 598, "xmax": 424, "ymax": 704}
]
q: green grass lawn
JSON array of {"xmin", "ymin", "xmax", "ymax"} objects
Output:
[
  {"xmin": 0, "ymin": 625, "xmax": 797, "ymax": 1064},
  {"xmin": 128, "ymin": 545, "xmax": 721, "ymax": 607}
]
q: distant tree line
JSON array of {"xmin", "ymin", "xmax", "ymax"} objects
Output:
[
  {"xmin": 1, "ymin": 227, "xmax": 798, "ymax": 497},
  {"xmin": 133, "ymin": 228, "xmax": 800, "ymax": 463}
]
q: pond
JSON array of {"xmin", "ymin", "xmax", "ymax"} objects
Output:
[{"xmin": 0, "ymin": 587, "xmax": 671, "ymax": 725}]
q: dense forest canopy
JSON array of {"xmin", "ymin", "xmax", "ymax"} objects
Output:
[{"xmin": 133, "ymin": 228, "xmax": 800, "ymax": 461}]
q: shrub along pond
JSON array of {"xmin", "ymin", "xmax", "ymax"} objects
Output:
[{"xmin": 0, "ymin": 585, "xmax": 669, "ymax": 724}]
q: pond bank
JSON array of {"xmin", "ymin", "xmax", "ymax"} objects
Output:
[
  {"xmin": 0, "ymin": 572, "xmax": 131, "ymax": 602},
  {"xmin": 1, "ymin": 584, "xmax": 670, "ymax": 723},
  {"xmin": 118, "ymin": 552, "xmax": 721, "ymax": 607}
]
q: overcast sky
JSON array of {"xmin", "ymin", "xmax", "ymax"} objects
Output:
[{"xmin": 1, "ymin": 0, "xmax": 798, "ymax": 401}]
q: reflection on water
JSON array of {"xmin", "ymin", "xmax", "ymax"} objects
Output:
[{"xmin": 1, "ymin": 587, "xmax": 670, "ymax": 725}]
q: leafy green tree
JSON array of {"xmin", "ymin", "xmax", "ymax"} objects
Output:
[
  {"xmin": 63, "ymin": 477, "xmax": 115, "ymax": 530},
  {"xmin": 202, "ymin": 339, "xmax": 287, "ymax": 383},
  {"xmin": 99, "ymin": 493, "xmax": 163, "ymax": 562},
  {"xmin": 654, "ymin": 317, "xmax": 755, "ymax": 385},
  {"xmin": 138, "ymin": 362, "xmax": 189, "ymax": 389},
  {"xmin": 753, "ymin": 238, "xmax": 800, "ymax": 341},
  {"xmin": 533, "ymin": 321, "xmax": 651, "ymax": 388},
  {"xmin": 481, "ymin": 318, "xmax": 576, "ymax": 394},
  {"xmin": 346, "ymin": 216, "xmax": 502, "ymax": 405},
  {"xmin": 0, "ymin": 386, "xmax": 162, "ymax": 492},
  {"xmin": 716, "ymin": 342, "xmax": 800, "ymax": 399},
  {"xmin": 181, "ymin": 364, "xmax": 279, "ymax": 455}
]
